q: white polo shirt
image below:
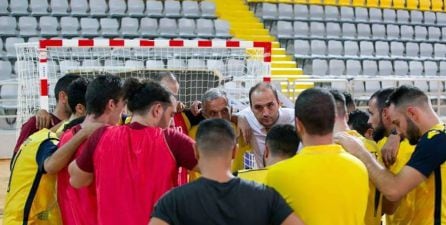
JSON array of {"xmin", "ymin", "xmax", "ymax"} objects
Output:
[{"xmin": 238, "ymin": 107, "xmax": 295, "ymax": 168}]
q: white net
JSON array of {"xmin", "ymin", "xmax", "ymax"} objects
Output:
[{"xmin": 15, "ymin": 39, "xmax": 270, "ymax": 127}]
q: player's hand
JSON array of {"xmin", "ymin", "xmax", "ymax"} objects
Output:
[
  {"xmin": 237, "ymin": 115, "xmax": 251, "ymax": 145},
  {"xmin": 334, "ymin": 131, "xmax": 366, "ymax": 158},
  {"xmin": 190, "ymin": 100, "xmax": 202, "ymax": 116},
  {"xmin": 381, "ymin": 134, "xmax": 400, "ymax": 168},
  {"xmin": 81, "ymin": 122, "xmax": 105, "ymax": 137},
  {"xmin": 36, "ymin": 109, "xmax": 52, "ymax": 130}
]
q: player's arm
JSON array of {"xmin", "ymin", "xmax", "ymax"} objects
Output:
[
  {"xmin": 382, "ymin": 197, "xmax": 400, "ymax": 215},
  {"xmin": 164, "ymin": 129, "xmax": 199, "ymax": 172},
  {"xmin": 148, "ymin": 218, "xmax": 169, "ymax": 225},
  {"xmin": 280, "ymin": 214, "xmax": 305, "ymax": 225},
  {"xmin": 335, "ymin": 132, "xmax": 426, "ymax": 202},
  {"xmin": 35, "ymin": 109, "xmax": 52, "ymax": 130},
  {"xmin": 68, "ymin": 161, "xmax": 93, "ymax": 188},
  {"xmin": 381, "ymin": 131, "xmax": 401, "ymax": 168}
]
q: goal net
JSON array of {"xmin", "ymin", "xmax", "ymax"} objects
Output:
[{"xmin": 15, "ymin": 39, "xmax": 271, "ymax": 127}]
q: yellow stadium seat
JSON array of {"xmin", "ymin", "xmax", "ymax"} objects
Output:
[
  {"xmin": 392, "ymin": 0, "xmax": 405, "ymax": 9},
  {"xmin": 406, "ymin": 0, "xmax": 418, "ymax": 9},
  {"xmin": 367, "ymin": 0, "xmax": 379, "ymax": 7},
  {"xmin": 353, "ymin": 0, "xmax": 366, "ymax": 7},
  {"xmin": 418, "ymin": 0, "xmax": 431, "ymax": 10},
  {"xmin": 431, "ymin": 0, "xmax": 443, "ymax": 11},
  {"xmin": 338, "ymin": 0, "xmax": 351, "ymax": 6},
  {"xmin": 308, "ymin": 0, "xmax": 322, "ymax": 4},
  {"xmin": 380, "ymin": 0, "xmax": 392, "ymax": 8},
  {"xmin": 294, "ymin": 0, "xmax": 308, "ymax": 4},
  {"xmin": 278, "ymin": 0, "xmax": 294, "ymax": 3},
  {"xmin": 322, "ymin": 0, "xmax": 337, "ymax": 5}
]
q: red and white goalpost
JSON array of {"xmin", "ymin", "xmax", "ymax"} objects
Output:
[{"xmin": 15, "ymin": 39, "xmax": 271, "ymax": 126}]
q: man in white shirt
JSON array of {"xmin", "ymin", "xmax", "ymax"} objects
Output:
[{"xmin": 238, "ymin": 82, "xmax": 294, "ymax": 168}]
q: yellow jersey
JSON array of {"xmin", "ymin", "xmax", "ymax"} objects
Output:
[
  {"xmin": 347, "ymin": 130, "xmax": 382, "ymax": 225},
  {"xmin": 266, "ymin": 144, "xmax": 369, "ymax": 225},
  {"xmin": 238, "ymin": 168, "xmax": 268, "ymax": 184}
]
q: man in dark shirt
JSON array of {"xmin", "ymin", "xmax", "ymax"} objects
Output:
[
  {"xmin": 150, "ymin": 119, "xmax": 304, "ymax": 225},
  {"xmin": 13, "ymin": 74, "xmax": 80, "ymax": 154}
]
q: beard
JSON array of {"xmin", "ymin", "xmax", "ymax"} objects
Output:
[
  {"xmin": 406, "ymin": 117, "xmax": 421, "ymax": 145},
  {"xmin": 372, "ymin": 122, "xmax": 387, "ymax": 142}
]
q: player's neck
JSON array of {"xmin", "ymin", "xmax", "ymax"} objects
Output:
[
  {"xmin": 131, "ymin": 114, "xmax": 158, "ymax": 127},
  {"xmin": 301, "ymin": 133, "xmax": 334, "ymax": 146},
  {"xmin": 419, "ymin": 111, "xmax": 442, "ymax": 134},
  {"xmin": 53, "ymin": 106, "xmax": 69, "ymax": 121},
  {"xmin": 267, "ymin": 155, "xmax": 289, "ymax": 167},
  {"xmin": 199, "ymin": 160, "xmax": 234, "ymax": 183},
  {"xmin": 333, "ymin": 118, "xmax": 350, "ymax": 133}
]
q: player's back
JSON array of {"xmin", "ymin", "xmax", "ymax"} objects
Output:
[{"xmin": 266, "ymin": 144, "xmax": 369, "ymax": 225}]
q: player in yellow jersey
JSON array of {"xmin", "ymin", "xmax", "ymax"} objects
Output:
[
  {"xmin": 329, "ymin": 89, "xmax": 382, "ymax": 225},
  {"xmin": 266, "ymin": 88, "xmax": 369, "ymax": 225},
  {"xmin": 238, "ymin": 124, "xmax": 299, "ymax": 184},
  {"xmin": 337, "ymin": 85, "xmax": 446, "ymax": 225}
]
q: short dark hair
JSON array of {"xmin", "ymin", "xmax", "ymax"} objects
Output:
[
  {"xmin": 329, "ymin": 89, "xmax": 347, "ymax": 117},
  {"xmin": 295, "ymin": 88, "xmax": 335, "ymax": 135},
  {"xmin": 248, "ymin": 82, "xmax": 279, "ymax": 107},
  {"xmin": 196, "ymin": 118, "xmax": 236, "ymax": 155},
  {"xmin": 266, "ymin": 124, "xmax": 300, "ymax": 158},
  {"xmin": 387, "ymin": 85, "xmax": 429, "ymax": 108},
  {"xmin": 369, "ymin": 88, "xmax": 395, "ymax": 112},
  {"xmin": 85, "ymin": 74, "xmax": 124, "ymax": 116},
  {"xmin": 54, "ymin": 74, "xmax": 81, "ymax": 101},
  {"xmin": 348, "ymin": 110, "xmax": 372, "ymax": 137},
  {"xmin": 343, "ymin": 91, "xmax": 355, "ymax": 109},
  {"xmin": 67, "ymin": 77, "xmax": 90, "ymax": 113},
  {"xmin": 123, "ymin": 78, "xmax": 172, "ymax": 115}
]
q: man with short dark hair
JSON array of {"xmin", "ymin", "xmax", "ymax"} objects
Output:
[
  {"xmin": 150, "ymin": 119, "xmax": 304, "ymax": 225},
  {"xmin": 266, "ymin": 88, "xmax": 369, "ymax": 225},
  {"xmin": 348, "ymin": 109, "xmax": 373, "ymax": 140},
  {"xmin": 336, "ymin": 85, "xmax": 446, "ymax": 225}
]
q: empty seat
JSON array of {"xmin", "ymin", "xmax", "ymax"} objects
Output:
[
  {"xmin": 310, "ymin": 22, "xmax": 325, "ymax": 37},
  {"xmin": 60, "ymin": 17, "xmax": 79, "ymax": 37},
  {"xmin": 196, "ymin": 18, "xmax": 214, "ymax": 37},
  {"xmin": 0, "ymin": 0, "xmax": 8, "ymax": 15},
  {"xmin": 108, "ymin": 0, "xmax": 127, "ymax": 17},
  {"xmin": 386, "ymin": 25, "xmax": 399, "ymax": 40},
  {"xmin": 182, "ymin": 1, "xmax": 200, "ymax": 18},
  {"xmin": 139, "ymin": 18, "xmax": 158, "ymax": 37},
  {"xmin": 60, "ymin": 60, "xmax": 80, "ymax": 74},
  {"xmin": 146, "ymin": 60, "xmax": 165, "ymax": 69},
  {"xmin": 128, "ymin": 0, "xmax": 145, "ymax": 17},
  {"xmin": 18, "ymin": 17, "xmax": 38, "ymax": 37},
  {"xmin": 437, "ymin": 12, "xmax": 446, "ymax": 24},
  {"xmin": 411, "ymin": 11, "xmax": 423, "ymax": 24},
  {"xmin": 258, "ymin": 3, "xmax": 277, "ymax": 19},
  {"xmin": 294, "ymin": 21, "xmax": 309, "ymax": 37},
  {"xmin": 329, "ymin": 59, "xmax": 345, "ymax": 75},
  {"xmin": 277, "ymin": 21, "xmax": 293, "ymax": 39},
  {"xmin": 200, "ymin": 1, "xmax": 216, "ymax": 18},
  {"xmin": 400, "ymin": 25, "xmax": 414, "ymax": 40},
  {"xmin": 146, "ymin": 1, "xmax": 163, "ymax": 17},
  {"xmin": 434, "ymin": 43, "xmax": 446, "ymax": 58},
  {"xmin": 121, "ymin": 17, "xmax": 139, "ymax": 37},
  {"xmin": 188, "ymin": 59, "xmax": 206, "ymax": 69},
  {"xmin": 390, "ymin": 42, "xmax": 404, "ymax": 58},
  {"xmin": 360, "ymin": 41, "xmax": 374, "ymax": 57},
  {"xmin": 406, "ymin": 42, "xmax": 419, "ymax": 58},
  {"xmin": 10, "ymin": 0, "xmax": 28, "ymax": 16},
  {"xmin": 294, "ymin": 40, "xmax": 310, "ymax": 57},
  {"xmin": 277, "ymin": 3, "xmax": 294, "ymax": 20},
  {"xmin": 409, "ymin": 61, "xmax": 423, "ymax": 75},
  {"xmin": 365, "ymin": 80, "xmax": 381, "ymax": 93},
  {"xmin": 82, "ymin": 59, "xmax": 101, "ymax": 67},
  {"xmin": 396, "ymin": 10, "xmax": 409, "ymax": 23},
  {"xmin": 415, "ymin": 26, "xmax": 427, "ymax": 40},
  {"xmin": 424, "ymin": 61, "xmax": 438, "ymax": 76},
  {"xmin": 0, "ymin": 17, "xmax": 17, "ymax": 36},
  {"xmin": 344, "ymin": 41, "xmax": 359, "ymax": 56},
  {"xmin": 375, "ymin": 41, "xmax": 389, "ymax": 58},
  {"xmin": 369, "ymin": 8, "xmax": 382, "ymax": 22},
  {"xmin": 5, "ymin": 37, "xmax": 25, "ymax": 58},
  {"xmin": 383, "ymin": 9, "xmax": 396, "ymax": 22},
  {"xmin": 394, "ymin": 60, "xmax": 408, "ymax": 75},
  {"xmin": 158, "ymin": 18, "xmax": 178, "ymax": 37},
  {"xmin": 0, "ymin": 61, "xmax": 12, "ymax": 80},
  {"xmin": 326, "ymin": 22, "xmax": 341, "ymax": 38},
  {"xmin": 362, "ymin": 60, "xmax": 377, "ymax": 75},
  {"xmin": 346, "ymin": 60, "xmax": 361, "ymax": 75},
  {"xmin": 378, "ymin": 60, "xmax": 393, "ymax": 75},
  {"xmin": 311, "ymin": 40, "xmax": 326, "ymax": 56},
  {"xmin": 428, "ymin": 27, "xmax": 441, "ymax": 40},
  {"xmin": 357, "ymin": 24, "xmax": 371, "ymax": 39},
  {"xmin": 178, "ymin": 18, "xmax": 196, "ymax": 38},
  {"xmin": 1, "ymin": 83, "xmax": 19, "ymax": 112},
  {"xmin": 340, "ymin": 7, "xmax": 354, "ymax": 20},
  {"xmin": 104, "ymin": 59, "xmax": 124, "ymax": 67},
  {"xmin": 71, "ymin": 0, "xmax": 89, "ymax": 16},
  {"xmin": 0, "ymin": 39, "xmax": 5, "ymax": 57},
  {"xmin": 226, "ymin": 59, "xmax": 245, "ymax": 77},
  {"xmin": 312, "ymin": 59, "xmax": 328, "ymax": 75},
  {"xmin": 309, "ymin": 5, "xmax": 324, "ymax": 20},
  {"xmin": 342, "ymin": 23, "xmax": 356, "ymax": 39},
  {"xmin": 327, "ymin": 40, "xmax": 343, "ymax": 56},
  {"xmin": 51, "ymin": 0, "xmax": 69, "ymax": 16},
  {"xmin": 40, "ymin": 16, "xmax": 58, "ymax": 36},
  {"xmin": 371, "ymin": 24, "xmax": 385, "ymax": 39},
  {"xmin": 125, "ymin": 60, "xmax": 144, "ymax": 68},
  {"xmin": 101, "ymin": 18, "xmax": 119, "ymax": 37},
  {"xmin": 30, "ymin": 0, "xmax": 48, "ymax": 15},
  {"xmin": 215, "ymin": 19, "xmax": 231, "ymax": 38},
  {"xmin": 442, "ymin": 28, "xmax": 446, "ymax": 41},
  {"xmin": 420, "ymin": 43, "xmax": 433, "ymax": 58},
  {"xmin": 325, "ymin": 6, "xmax": 339, "ymax": 21},
  {"xmin": 164, "ymin": 0, "xmax": 181, "ymax": 18},
  {"xmin": 80, "ymin": 18, "xmax": 99, "ymax": 37},
  {"xmin": 354, "ymin": 7, "xmax": 368, "ymax": 22},
  {"xmin": 294, "ymin": 5, "xmax": 308, "ymax": 20},
  {"xmin": 424, "ymin": 12, "xmax": 436, "ymax": 24}
]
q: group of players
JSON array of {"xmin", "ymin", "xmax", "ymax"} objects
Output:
[{"xmin": 4, "ymin": 70, "xmax": 446, "ymax": 225}]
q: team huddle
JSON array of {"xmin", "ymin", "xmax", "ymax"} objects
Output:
[{"xmin": 3, "ymin": 71, "xmax": 446, "ymax": 225}]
